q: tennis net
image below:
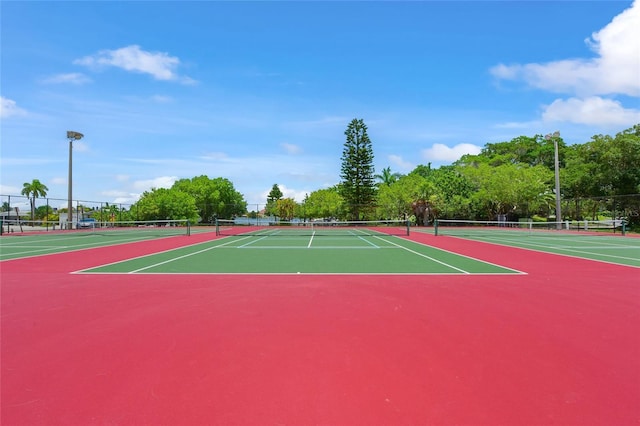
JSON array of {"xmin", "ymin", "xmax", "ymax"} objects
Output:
[
  {"xmin": 434, "ymin": 219, "xmax": 627, "ymax": 237},
  {"xmin": 215, "ymin": 219, "xmax": 410, "ymax": 237},
  {"xmin": 83, "ymin": 220, "xmax": 191, "ymax": 237},
  {"xmin": 0, "ymin": 219, "xmax": 191, "ymax": 237}
]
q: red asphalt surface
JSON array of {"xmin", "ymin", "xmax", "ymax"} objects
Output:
[{"xmin": 1, "ymin": 232, "xmax": 639, "ymax": 425}]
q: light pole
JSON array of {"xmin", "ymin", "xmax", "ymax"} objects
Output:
[
  {"xmin": 545, "ymin": 131, "xmax": 562, "ymax": 230},
  {"xmin": 67, "ymin": 131, "xmax": 84, "ymax": 229}
]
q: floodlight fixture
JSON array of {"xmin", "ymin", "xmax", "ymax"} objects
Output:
[
  {"xmin": 67, "ymin": 131, "xmax": 84, "ymax": 140},
  {"xmin": 67, "ymin": 130, "xmax": 84, "ymax": 229}
]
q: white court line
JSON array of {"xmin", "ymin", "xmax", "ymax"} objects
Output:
[
  {"xmin": 0, "ymin": 230, "xmax": 186, "ymax": 246},
  {"xmin": 524, "ymin": 235, "xmax": 638, "ymax": 248},
  {"xmin": 307, "ymin": 231, "xmax": 316, "ymax": 248},
  {"xmin": 219, "ymin": 246, "xmax": 393, "ymax": 249},
  {"xmin": 76, "ymin": 234, "xmax": 527, "ymax": 275},
  {"xmin": 401, "ymin": 236, "xmax": 527, "ymax": 274},
  {"xmin": 358, "ymin": 235, "xmax": 380, "ymax": 248},
  {"xmin": 473, "ymin": 235, "xmax": 640, "ymax": 263},
  {"xmin": 1, "ymin": 246, "xmax": 72, "ymax": 257},
  {"xmin": 72, "ymin": 235, "xmax": 252, "ymax": 273},
  {"xmin": 0, "ymin": 234, "xmax": 99, "ymax": 246},
  {"xmin": 1, "ymin": 245, "xmax": 65, "ymax": 249},
  {"xmin": 556, "ymin": 246, "xmax": 640, "ymax": 250},
  {"xmin": 372, "ymin": 235, "xmax": 470, "ymax": 274},
  {"xmin": 447, "ymin": 235, "xmax": 640, "ymax": 269},
  {"xmin": 239, "ymin": 235, "xmax": 270, "ymax": 248},
  {"xmin": 128, "ymin": 236, "xmax": 252, "ymax": 273},
  {"xmin": 1, "ymin": 234, "xmax": 168, "ymax": 259},
  {"xmin": 81, "ymin": 271, "xmax": 520, "ymax": 276}
]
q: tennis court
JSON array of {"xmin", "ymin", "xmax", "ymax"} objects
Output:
[
  {"xmin": 76, "ymin": 226, "xmax": 522, "ymax": 275},
  {"xmin": 1, "ymin": 223, "xmax": 639, "ymax": 425}
]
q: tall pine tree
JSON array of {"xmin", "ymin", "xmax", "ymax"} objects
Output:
[
  {"xmin": 339, "ymin": 118, "xmax": 376, "ymax": 220},
  {"xmin": 265, "ymin": 183, "xmax": 283, "ymax": 218}
]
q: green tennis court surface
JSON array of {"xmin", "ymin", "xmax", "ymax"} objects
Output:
[
  {"xmin": 0, "ymin": 229, "xmax": 196, "ymax": 261},
  {"xmin": 428, "ymin": 229, "xmax": 640, "ymax": 268},
  {"xmin": 77, "ymin": 233, "xmax": 523, "ymax": 275}
]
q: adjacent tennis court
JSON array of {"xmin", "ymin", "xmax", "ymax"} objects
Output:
[
  {"xmin": 430, "ymin": 219, "xmax": 640, "ymax": 267},
  {"xmin": 0, "ymin": 220, "xmax": 198, "ymax": 261},
  {"xmin": 1, "ymin": 224, "xmax": 639, "ymax": 425}
]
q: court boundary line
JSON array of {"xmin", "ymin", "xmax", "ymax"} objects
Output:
[
  {"xmin": 358, "ymin": 234, "xmax": 380, "ymax": 248},
  {"xmin": 128, "ymin": 237, "xmax": 249, "ymax": 273},
  {"xmin": 371, "ymin": 235, "xmax": 470, "ymax": 274},
  {"xmin": 75, "ymin": 271, "xmax": 523, "ymax": 276},
  {"xmin": 468, "ymin": 235, "xmax": 640, "ymax": 265},
  {"xmin": 130, "ymin": 233, "xmax": 473, "ymax": 275},
  {"xmin": 238, "ymin": 235, "xmax": 270, "ymax": 248},
  {"xmin": 73, "ymin": 234, "xmax": 526, "ymax": 275},
  {"xmin": 71, "ymin": 235, "xmax": 252, "ymax": 274},
  {"xmin": 1, "ymin": 234, "xmax": 186, "ymax": 262},
  {"xmin": 397, "ymin": 235, "xmax": 528, "ymax": 275},
  {"xmin": 232, "ymin": 246, "xmax": 396, "ymax": 249},
  {"xmin": 444, "ymin": 235, "xmax": 640, "ymax": 269}
]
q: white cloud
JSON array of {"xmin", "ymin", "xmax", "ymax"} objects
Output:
[
  {"xmin": 101, "ymin": 190, "xmax": 132, "ymax": 198},
  {"xmin": 72, "ymin": 141, "xmax": 90, "ymax": 152},
  {"xmin": 0, "ymin": 157, "xmax": 58, "ymax": 166},
  {"xmin": 113, "ymin": 195, "xmax": 140, "ymax": 205},
  {"xmin": 41, "ymin": 73, "xmax": 92, "ymax": 85},
  {"xmin": 493, "ymin": 121, "xmax": 538, "ymax": 130},
  {"xmin": 50, "ymin": 177, "xmax": 66, "ymax": 185},
  {"xmin": 280, "ymin": 185, "xmax": 309, "ymax": 203},
  {"xmin": 151, "ymin": 95, "xmax": 172, "ymax": 103},
  {"xmin": 421, "ymin": 143, "xmax": 482, "ymax": 163},
  {"xmin": 280, "ymin": 142, "xmax": 302, "ymax": 154},
  {"xmin": 99, "ymin": 190, "xmax": 140, "ymax": 205},
  {"xmin": 0, "ymin": 96, "xmax": 27, "ymax": 118},
  {"xmin": 200, "ymin": 152, "xmax": 229, "ymax": 161},
  {"xmin": 132, "ymin": 176, "xmax": 178, "ymax": 191},
  {"xmin": 0, "ymin": 184, "xmax": 21, "ymax": 194},
  {"xmin": 259, "ymin": 184, "xmax": 308, "ymax": 204},
  {"xmin": 74, "ymin": 45, "xmax": 192, "ymax": 82},
  {"xmin": 542, "ymin": 96, "xmax": 640, "ymax": 126},
  {"xmin": 490, "ymin": 0, "xmax": 640, "ymax": 97},
  {"xmin": 5, "ymin": 201, "xmax": 31, "ymax": 211},
  {"xmin": 490, "ymin": 63, "xmax": 518, "ymax": 80},
  {"xmin": 387, "ymin": 154, "xmax": 414, "ymax": 172},
  {"xmin": 179, "ymin": 76, "xmax": 199, "ymax": 86}
]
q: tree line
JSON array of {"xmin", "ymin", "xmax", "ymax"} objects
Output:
[
  {"xmin": 11, "ymin": 121, "xmax": 640, "ymax": 229},
  {"xmin": 260, "ymin": 121, "xmax": 640, "ymax": 229}
]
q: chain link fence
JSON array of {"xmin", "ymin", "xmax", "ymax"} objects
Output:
[
  {"xmin": 562, "ymin": 194, "xmax": 640, "ymax": 230},
  {"xmin": 3, "ymin": 193, "xmax": 639, "ymax": 232},
  {"xmin": 1, "ymin": 194, "xmax": 135, "ymax": 229}
]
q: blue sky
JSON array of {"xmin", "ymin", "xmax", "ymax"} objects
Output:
[{"xmin": 1, "ymin": 1, "xmax": 639, "ymax": 208}]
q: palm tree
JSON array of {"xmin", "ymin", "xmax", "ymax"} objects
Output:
[
  {"xmin": 21, "ymin": 179, "xmax": 49, "ymax": 221},
  {"xmin": 375, "ymin": 166, "xmax": 402, "ymax": 187}
]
